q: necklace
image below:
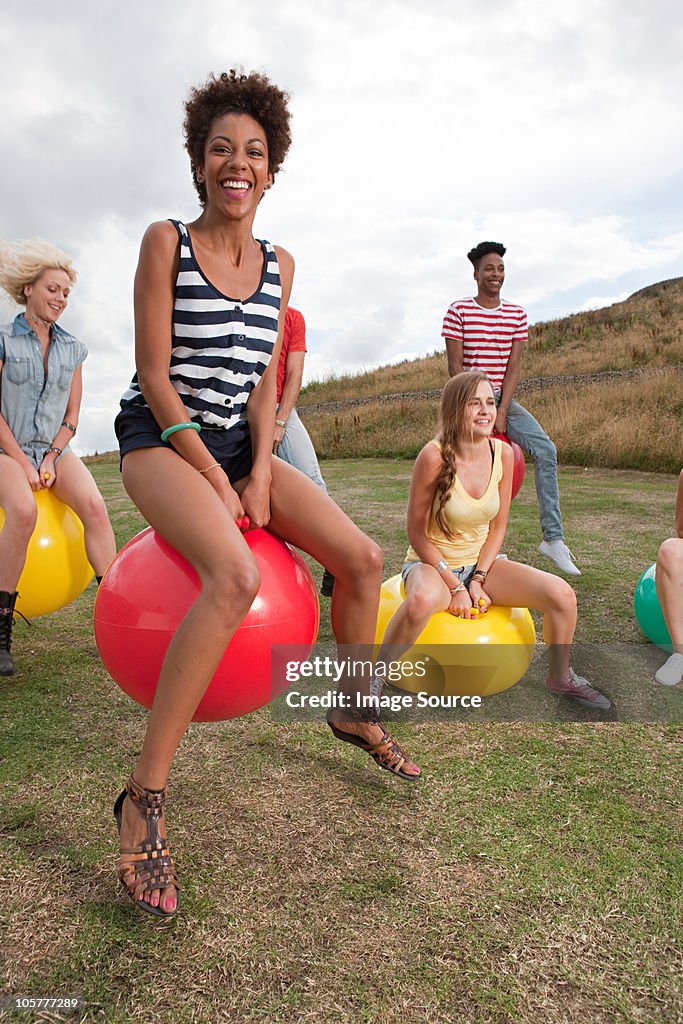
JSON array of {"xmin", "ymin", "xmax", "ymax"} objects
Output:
[{"xmin": 27, "ymin": 312, "xmax": 53, "ymax": 331}]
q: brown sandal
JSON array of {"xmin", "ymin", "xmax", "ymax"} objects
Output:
[
  {"xmin": 327, "ymin": 709, "xmax": 420, "ymax": 781},
  {"xmin": 113, "ymin": 775, "xmax": 181, "ymax": 918}
]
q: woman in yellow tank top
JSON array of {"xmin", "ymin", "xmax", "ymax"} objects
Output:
[{"xmin": 378, "ymin": 372, "xmax": 610, "ymax": 709}]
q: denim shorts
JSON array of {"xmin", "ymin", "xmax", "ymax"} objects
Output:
[
  {"xmin": 401, "ymin": 555, "xmax": 508, "ymax": 586},
  {"xmin": 114, "ymin": 403, "xmax": 253, "ymax": 484},
  {"xmin": 401, "ymin": 560, "xmax": 477, "ymax": 586},
  {"xmin": 0, "ymin": 442, "xmax": 70, "ymax": 468}
]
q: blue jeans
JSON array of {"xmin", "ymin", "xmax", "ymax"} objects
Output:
[
  {"xmin": 276, "ymin": 407, "xmax": 328, "ymax": 494},
  {"xmin": 500, "ymin": 397, "xmax": 564, "ymax": 542}
]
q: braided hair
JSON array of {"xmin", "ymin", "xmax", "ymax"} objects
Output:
[{"xmin": 434, "ymin": 371, "xmax": 493, "ymax": 539}]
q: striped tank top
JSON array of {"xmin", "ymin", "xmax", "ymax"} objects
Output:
[{"xmin": 120, "ymin": 220, "xmax": 282, "ymax": 431}]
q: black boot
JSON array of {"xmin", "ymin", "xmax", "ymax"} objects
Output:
[
  {"xmin": 0, "ymin": 591, "xmax": 17, "ymax": 676},
  {"xmin": 320, "ymin": 569, "xmax": 335, "ymax": 598}
]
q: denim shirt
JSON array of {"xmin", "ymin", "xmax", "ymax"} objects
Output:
[{"xmin": 0, "ymin": 313, "xmax": 87, "ymax": 464}]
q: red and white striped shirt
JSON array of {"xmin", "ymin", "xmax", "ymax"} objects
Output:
[{"xmin": 442, "ymin": 297, "xmax": 527, "ymax": 390}]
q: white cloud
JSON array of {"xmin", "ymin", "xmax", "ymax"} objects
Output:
[
  {"xmin": 1, "ymin": 0, "xmax": 681, "ymax": 452},
  {"xmin": 576, "ymin": 291, "xmax": 631, "ymax": 313}
]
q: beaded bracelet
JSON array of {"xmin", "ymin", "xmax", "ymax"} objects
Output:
[
  {"xmin": 46, "ymin": 446, "xmax": 63, "ymax": 456},
  {"xmin": 160, "ymin": 421, "xmax": 201, "ymax": 443},
  {"xmin": 198, "ymin": 462, "xmax": 221, "ymax": 475},
  {"xmin": 61, "ymin": 420, "xmax": 77, "ymax": 434}
]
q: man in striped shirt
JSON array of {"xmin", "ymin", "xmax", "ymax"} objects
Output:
[{"xmin": 442, "ymin": 241, "xmax": 581, "ymax": 576}]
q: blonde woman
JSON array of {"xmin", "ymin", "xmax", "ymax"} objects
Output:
[
  {"xmin": 0, "ymin": 238, "xmax": 116, "ymax": 675},
  {"xmin": 375, "ymin": 372, "xmax": 611, "ymax": 709}
]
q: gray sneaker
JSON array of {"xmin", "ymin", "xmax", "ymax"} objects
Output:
[
  {"xmin": 654, "ymin": 653, "xmax": 683, "ymax": 687},
  {"xmin": 547, "ymin": 668, "xmax": 611, "ymax": 709},
  {"xmin": 539, "ymin": 540, "xmax": 581, "ymax": 576}
]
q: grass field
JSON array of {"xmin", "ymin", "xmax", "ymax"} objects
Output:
[{"xmin": 1, "ymin": 460, "xmax": 682, "ymax": 1024}]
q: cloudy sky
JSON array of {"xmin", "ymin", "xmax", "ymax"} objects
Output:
[{"xmin": 2, "ymin": 0, "xmax": 682, "ymax": 454}]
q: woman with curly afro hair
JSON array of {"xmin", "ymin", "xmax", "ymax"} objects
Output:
[{"xmin": 111, "ymin": 69, "xmax": 419, "ymax": 919}]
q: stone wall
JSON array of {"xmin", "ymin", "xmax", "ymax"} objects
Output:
[{"xmin": 298, "ymin": 363, "xmax": 683, "ymax": 416}]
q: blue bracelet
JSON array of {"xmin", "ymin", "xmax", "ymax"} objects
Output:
[{"xmin": 160, "ymin": 421, "xmax": 201, "ymax": 443}]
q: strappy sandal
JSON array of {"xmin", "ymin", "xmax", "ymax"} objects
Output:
[
  {"xmin": 327, "ymin": 709, "xmax": 420, "ymax": 781},
  {"xmin": 113, "ymin": 774, "xmax": 181, "ymax": 918}
]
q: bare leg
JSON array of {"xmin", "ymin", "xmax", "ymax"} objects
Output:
[
  {"xmin": 375, "ymin": 563, "xmax": 452, "ymax": 665},
  {"xmin": 263, "ymin": 457, "xmax": 382, "ymax": 691},
  {"xmin": 655, "ymin": 538, "xmax": 683, "ymax": 685},
  {"xmin": 483, "ymin": 559, "xmax": 577, "ymax": 681},
  {"xmin": 118, "ymin": 448, "xmax": 260, "ymax": 913},
  {"xmin": 656, "ymin": 539, "xmax": 683, "ymax": 651},
  {"xmin": 51, "ymin": 454, "xmax": 117, "ymax": 577},
  {"xmin": 263, "ymin": 458, "xmax": 419, "ymax": 777},
  {"xmin": 0, "ymin": 455, "xmax": 37, "ymax": 591},
  {"xmin": 377, "ymin": 559, "xmax": 576, "ymax": 680}
]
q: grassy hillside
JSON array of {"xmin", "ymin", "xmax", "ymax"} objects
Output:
[
  {"xmin": 297, "ymin": 278, "xmax": 683, "ymax": 472},
  {"xmin": 298, "ymin": 277, "xmax": 683, "ymax": 406},
  {"xmin": 300, "ymin": 375, "xmax": 682, "ymax": 473}
]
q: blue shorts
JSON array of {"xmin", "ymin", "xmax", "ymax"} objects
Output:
[
  {"xmin": 114, "ymin": 403, "xmax": 253, "ymax": 484},
  {"xmin": 0, "ymin": 443, "xmax": 71, "ymax": 468},
  {"xmin": 401, "ymin": 561, "xmax": 477, "ymax": 586},
  {"xmin": 401, "ymin": 554, "xmax": 508, "ymax": 586}
]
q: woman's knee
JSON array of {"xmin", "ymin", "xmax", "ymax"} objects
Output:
[
  {"xmin": 342, "ymin": 535, "xmax": 383, "ymax": 584},
  {"xmin": 78, "ymin": 492, "xmax": 110, "ymax": 531},
  {"xmin": 657, "ymin": 537, "xmax": 683, "ymax": 575},
  {"xmin": 546, "ymin": 577, "xmax": 577, "ymax": 616},
  {"xmin": 5, "ymin": 497, "xmax": 38, "ymax": 540},
  {"xmin": 203, "ymin": 553, "xmax": 261, "ymax": 619},
  {"xmin": 403, "ymin": 585, "xmax": 441, "ymax": 623}
]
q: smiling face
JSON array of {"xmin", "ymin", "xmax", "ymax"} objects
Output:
[
  {"xmin": 466, "ymin": 378, "xmax": 496, "ymax": 438},
  {"xmin": 474, "ymin": 252, "xmax": 505, "ymax": 303},
  {"xmin": 198, "ymin": 112, "xmax": 273, "ymax": 215},
  {"xmin": 23, "ymin": 268, "xmax": 71, "ymax": 323}
]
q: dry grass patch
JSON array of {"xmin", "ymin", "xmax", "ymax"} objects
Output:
[
  {"xmin": 302, "ymin": 376, "xmax": 682, "ymax": 472},
  {"xmin": 523, "ymin": 376, "xmax": 683, "ymax": 473},
  {"xmin": 303, "ymin": 398, "xmax": 439, "ymax": 460}
]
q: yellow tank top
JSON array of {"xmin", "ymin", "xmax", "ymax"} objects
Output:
[{"xmin": 405, "ymin": 438, "xmax": 503, "ymax": 566}]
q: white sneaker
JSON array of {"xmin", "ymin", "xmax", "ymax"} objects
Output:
[
  {"xmin": 654, "ymin": 652, "xmax": 683, "ymax": 687},
  {"xmin": 539, "ymin": 540, "xmax": 581, "ymax": 576}
]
